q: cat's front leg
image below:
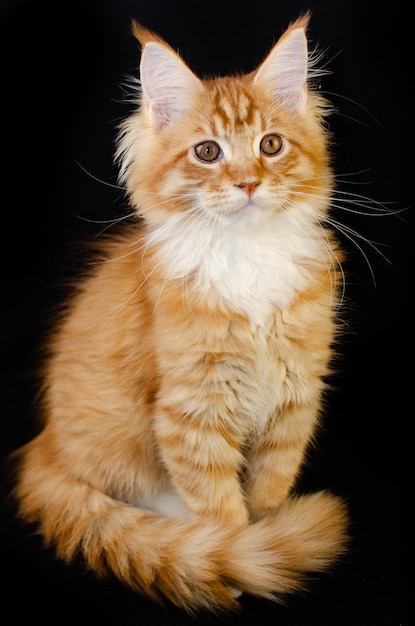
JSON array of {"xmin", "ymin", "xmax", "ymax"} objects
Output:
[
  {"xmin": 154, "ymin": 404, "xmax": 249, "ymax": 528},
  {"xmin": 246, "ymin": 399, "xmax": 319, "ymax": 520}
]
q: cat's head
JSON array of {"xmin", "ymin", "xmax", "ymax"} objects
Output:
[{"xmin": 116, "ymin": 14, "xmax": 333, "ymax": 231}]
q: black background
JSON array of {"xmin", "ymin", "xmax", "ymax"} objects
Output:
[{"xmin": 0, "ymin": 1, "xmax": 412, "ymax": 624}]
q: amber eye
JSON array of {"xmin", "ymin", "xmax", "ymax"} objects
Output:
[
  {"xmin": 260, "ymin": 134, "xmax": 283, "ymax": 156},
  {"xmin": 194, "ymin": 141, "xmax": 222, "ymax": 163}
]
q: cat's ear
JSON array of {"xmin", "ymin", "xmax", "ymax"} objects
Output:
[
  {"xmin": 133, "ymin": 23, "xmax": 203, "ymax": 129},
  {"xmin": 254, "ymin": 16, "xmax": 309, "ymax": 112}
]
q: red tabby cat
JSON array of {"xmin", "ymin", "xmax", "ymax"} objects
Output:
[{"xmin": 11, "ymin": 14, "xmax": 349, "ymax": 613}]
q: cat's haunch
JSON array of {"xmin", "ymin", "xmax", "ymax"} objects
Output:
[{"xmin": 11, "ymin": 14, "xmax": 349, "ymax": 614}]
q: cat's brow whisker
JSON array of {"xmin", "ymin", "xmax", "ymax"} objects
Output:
[
  {"xmin": 333, "ymin": 112, "xmax": 375, "ymax": 129},
  {"xmin": 321, "ymin": 90, "xmax": 382, "ymax": 126}
]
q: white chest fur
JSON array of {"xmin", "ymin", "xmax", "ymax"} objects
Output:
[{"xmin": 151, "ymin": 207, "xmax": 323, "ymax": 325}]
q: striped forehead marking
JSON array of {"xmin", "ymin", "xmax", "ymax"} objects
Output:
[{"xmin": 210, "ymin": 82, "xmax": 261, "ymax": 134}]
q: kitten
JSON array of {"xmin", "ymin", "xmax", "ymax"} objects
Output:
[{"xmin": 11, "ymin": 14, "xmax": 349, "ymax": 614}]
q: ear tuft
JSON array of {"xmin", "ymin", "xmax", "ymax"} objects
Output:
[
  {"xmin": 131, "ymin": 20, "xmax": 166, "ymax": 48},
  {"xmin": 136, "ymin": 26, "xmax": 203, "ymax": 128},
  {"xmin": 254, "ymin": 17, "xmax": 309, "ymax": 112}
]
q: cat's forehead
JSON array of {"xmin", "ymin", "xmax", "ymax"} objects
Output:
[{"xmin": 199, "ymin": 76, "xmax": 267, "ymax": 135}]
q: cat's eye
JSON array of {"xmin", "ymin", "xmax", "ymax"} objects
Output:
[
  {"xmin": 260, "ymin": 134, "xmax": 283, "ymax": 156},
  {"xmin": 194, "ymin": 141, "xmax": 222, "ymax": 163}
]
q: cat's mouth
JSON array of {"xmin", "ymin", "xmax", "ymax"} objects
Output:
[
  {"xmin": 242, "ymin": 199, "xmax": 262, "ymax": 213},
  {"xmin": 235, "ymin": 198, "xmax": 268, "ymax": 217},
  {"xmin": 219, "ymin": 198, "xmax": 272, "ymax": 226},
  {"xmin": 224, "ymin": 196, "xmax": 263, "ymax": 215}
]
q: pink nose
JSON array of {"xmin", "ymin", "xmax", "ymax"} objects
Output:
[{"xmin": 236, "ymin": 181, "xmax": 261, "ymax": 196}]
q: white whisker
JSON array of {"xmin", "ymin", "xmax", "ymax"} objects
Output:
[
  {"xmin": 321, "ymin": 90, "xmax": 382, "ymax": 126},
  {"xmin": 281, "ymin": 197, "xmax": 345, "ymax": 308},
  {"xmin": 75, "ymin": 160, "xmax": 127, "ymax": 191},
  {"xmin": 324, "ymin": 217, "xmax": 379, "ymax": 288}
]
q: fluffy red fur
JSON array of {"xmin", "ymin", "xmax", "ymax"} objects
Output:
[{"xmin": 11, "ymin": 15, "xmax": 349, "ymax": 614}]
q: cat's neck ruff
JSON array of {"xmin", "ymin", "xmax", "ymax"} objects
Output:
[{"xmin": 148, "ymin": 204, "xmax": 326, "ymax": 326}]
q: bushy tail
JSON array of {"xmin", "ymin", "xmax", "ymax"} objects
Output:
[{"xmin": 12, "ymin": 447, "xmax": 348, "ymax": 614}]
